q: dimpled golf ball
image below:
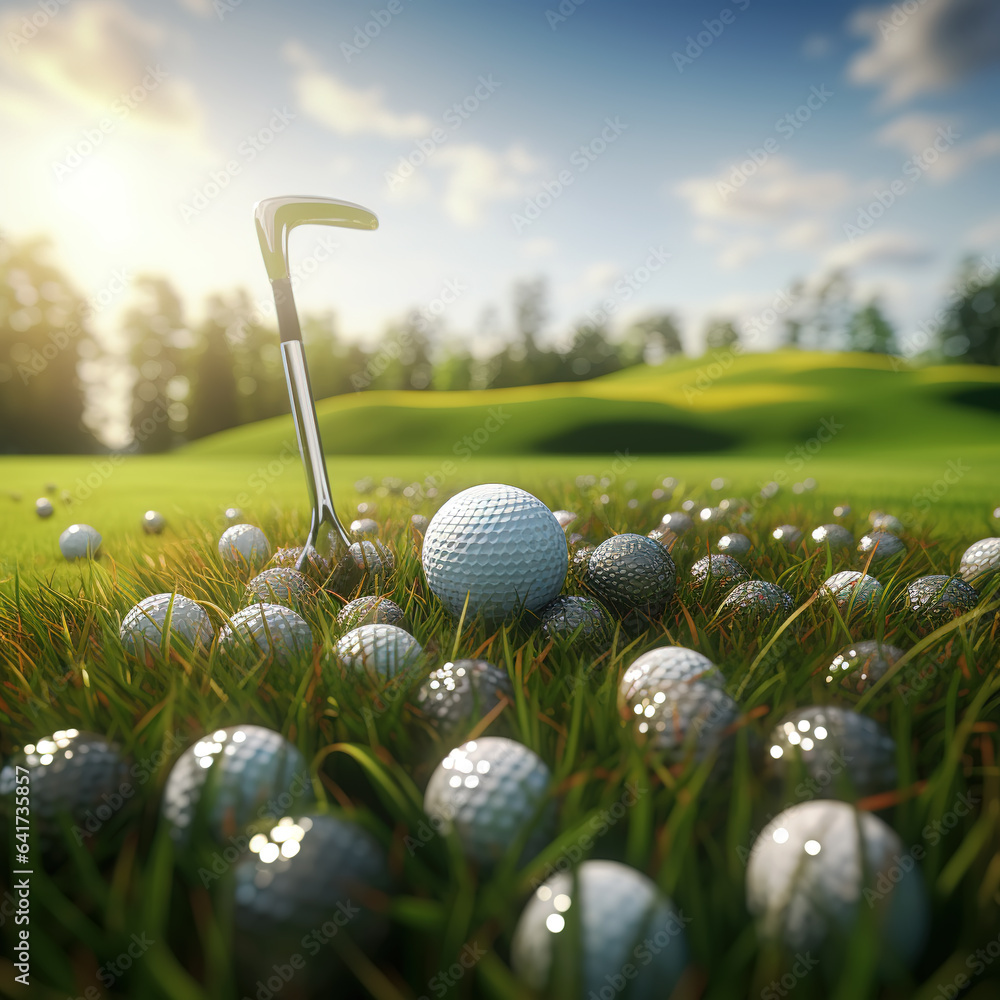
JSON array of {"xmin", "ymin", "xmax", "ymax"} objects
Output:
[
  {"xmin": 350, "ymin": 517, "xmax": 379, "ymax": 538},
  {"xmin": 772, "ymin": 525, "xmax": 802, "ymax": 548},
  {"xmin": 423, "ymin": 737, "xmax": 553, "ymax": 866},
  {"xmin": 142, "ymin": 509, "xmax": 166, "ymax": 534},
  {"xmin": 766, "ymin": 706, "xmax": 897, "ymax": 799},
  {"xmin": 901, "ymin": 574, "xmax": 979, "ymax": 635},
  {"xmin": 746, "ymin": 801, "xmax": 928, "ymax": 966},
  {"xmin": 336, "ymin": 595, "xmax": 407, "ymax": 631},
  {"xmin": 225, "ymin": 506, "xmax": 243, "ymax": 522},
  {"xmin": 120, "ymin": 593, "xmax": 214, "ymax": 657},
  {"xmin": 219, "ymin": 524, "xmax": 271, "ymax": 568},
  {"xmin": 691, "ymin": 554, "xmax": 750, "ymax": 591},
  {"xmin": 234, "ymin": 813, "xmax": 391, "ymax": 951},
  {"xmin": 220, "ymin": 604, "xmax": 313, "ymax": 666},
  {"xmin": 660, "ymin": 511, "xmax": 694, "ymax": 534},
  {"xmin": 329, "ymin": 539, "xmax": 396, "ymax": 594},
  {"xmin": 825, "ymin": 640, "xmax": 906, "ymax": 692},
  {"xmin": 586, "ymin": 533, "xmax": 676, "ymax": 617},
  {"xmin": 718, "ymin": 580, "xmax": 794, "ymax": 629},
  {"xmin": 35, "ymin": 497, "xmax": 54, "ymax": 517},
  {"xmin": 334, "ymin": 624, "xmax": 423, "ymax": 679},
  {"xmin": 0, "ymin": 730, "xmax": 131, "ymax": 851},
  {"xmin": 810, "ymin": 524, "xmax": 854, "ymax": 549},
  {"xmin": 631, "ymin": 679, "xmax": 739, "ymax": 766},
  {"xmin": 161, "ymin": 725, "xmax": 312, "ymax": 845},
  {"xmin": 271, "ymin": 545, "xmax": 331, "ymax": 581},
  {"xmin": 416, "ymin": 659, "xmax": 514, "ymax": 732},
  {"xmin": 959, "ymin": 537, "xmax": 1000, "ymax": 590},
  {"xmin": 59, "ymin": 523, "xmax": 102, "ymax": 559},
  {"xmin": 870, "ymin": 511, "xmax": 905, "ymax": 535},
  {"xmin": 619, "ymin": 647, "xmax": 724, "ymax": 714},
  {"xmin": 717, "ymin": 532, "xmax": 752, "ymax": 559},
  {"xmin": 819, "ymin": 571, "xmax": 884, "ymax": 616},
  {"xmin": 421, "ymin": 484, "xmax": 568, "ymax": 619},
  {"xmin": 538, "ymin": 595, "xmax": 613, "ymax": 644},
  {"xmin": 858, "ymin": 530, "xmax": 905, "ymax": 562},
  {"xmin": 245, "ymin": 568, "xmax": 313, "ymax": 608},
  {"xmin": 511, "ymin": 860, "xmax": 688, "ymax": 998}
]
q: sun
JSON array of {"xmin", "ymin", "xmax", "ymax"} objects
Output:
[{"xmin": 54, "ymin": 156, "xmax": 134, "ymax": 247}]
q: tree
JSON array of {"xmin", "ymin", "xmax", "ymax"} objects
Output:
[
  {"xmin": 512, "ymin": 277, "xmax": 549, "ymax": 358},
  {"xmin": 625, "ymin": 314, "xmax": 684, "ymax": 363},
  {"xmin": 704, "ymin": 319, "xmax": 740, "ymax": 352},
  {"xmin": 938, "ymin": 260, "xmax": 1000, "ymax": 365},
  {"xmin": 186, "ymin": 295, "xmax": 241, "ymax": 440},
  {"xmin": 847, "ymin": 300, "xmax": 898, "ymax": 354}
]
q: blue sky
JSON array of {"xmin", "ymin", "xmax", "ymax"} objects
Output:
[{"xmin": 1, "ymin": 0, "xmax": 999, "ymax": 369}]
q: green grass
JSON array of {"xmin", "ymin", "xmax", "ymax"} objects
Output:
[{"xmin": 1, "ymin": 459, "xmax": 999, "ymax": 999}]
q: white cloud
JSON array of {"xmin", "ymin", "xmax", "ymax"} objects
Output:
[
  {"xmin": 877, "ymin": 113, "xmax": 1000, "ymax": 180},
  {"xmin": 823, "ymin": 230, "xmax": 932, "ymax": 270},
  {"xmin": 965, "ymin": 214, "xmax": 1000, "ymax": 247},
  {"xmin": 777, "ymin": 219, "xmax": 828, "ymax": 250},
  {"xmin": 674, "ymin": 157, "xmax": 852, "ymax": 224},
  {"xmin": 282, "ymin": 41, "xmax": 431, "ymax": 138},
  {"xmin": 848, "ymin": 0, "xmax": 1000, "ymax": 106},
  {"xmin": 0, "ymin": 0, "xmax": 204, "ymax": 135},
  {"xmin": 718, "ymin": 236, "xmax": 765, "ymax": 269},
  {"xmin": 520, "ymin": 237, "xmax": 556, "ymax": 258}
]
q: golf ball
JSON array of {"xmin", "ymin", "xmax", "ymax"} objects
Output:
[
  {"xmin": 421, "ymin": 484, "xmax": 568, "ymax": 619},
  {"xmin": 746, "ymin": 800, "xmax": 927, "ymax": 966},
  {"xmin": 225, "ymin": 506, "xmax": 243, "ymax": 522},
  {"xmin": 870, "ymin": 511, "xmax": 905, "ymax": 535},
  {"xmin": 142, "ymin": 510, "xmax": 167, "ymax": 534},
  {"xmin": 901, "ymin": 575, "xmax": 979, "ymax": 635},
  {"xmin": 271, "ymin": 545, "xmax": 330, "ymax": 581},
  {"xmin": 336, "ymin": 595, "xmax": 407, "ymax": 631},
  {"xmin": 350, "ymin": 517, "xmax": 379, "ymax": 538},
  {"xmin": 718, "ymin": 581, "xmax": 795, "ymax": 629},
  {"xmin": 59, "ymin": 523, "xmax": 101, "ymax": 559},
  {"xmin": 585, "ymin": 533, "xmax": 676, "ymax": 617},
  {"xmin": 538, "ymin": 595, "xmax": 614, "ymax": 644},
  {"xmin": 717, "ymin": 532, "xmax": 752, "ymax": 559},
  {"xmin": 766, "ymin": 706, "xmax": 897, "ymax": 799},
  {"xmin": 511, "ymin": 860, "xmax": 688, "ymax": 998},
  {"xmin": 245, "ymin": 568, "xmax": 313, "ymax": 608},
  {"xmin": 772, "ymin": 525, "xmax": 802, "ymax": 548},
  {"xmin": 219, "ymin": 524, "xmax": 271, "ymax": 568},
  {"xmin": 35, "ymin": 497, "xmax": 54, "ymax": 517},
  {"xmin": 690, "ymin": 554, "xmax": 749, "ymax": 591},
  {"xmin": 810, "ymin": 524, "xmax": 854, "ymax": 549},
  {"xmin": 0, "ymin": 729, "xmax": 131, "ymax": 852},
  {"xmin": 818, "ymin": 571, "xmax": 884, "ymax": 616},
  {"xmin": 416, "ymin": 659, "xmax": 514, "ymax": 733},
  {"xmin": 334, "ymin": 623, "xmax": 423, "ymax": 679},
  {"xmin": 161, "ymin": 725, "xmax": 312, "ymax": 846},
  {"xmin": 220, "ymin": 604, "xmax": 313, "ymax": 666},
  {"xmin": 423, "ymin": 737, "xmax": 554, "ymax": 866},
  {"xmin": 329, "ymin": 539, "xmax": 396, "ymax": 594},
  {"xmin": 959, "ymin": 537, "xmax": 1000, "ymax": 590},
  {"xmin": 825, "ymin": 640, "xmax": 905, "ymax": 692},
  {"xmin": 410, "ymin": 514, "xmax": 429, "ymax": 535},
  {"xmin": 659, "ymin": 512, "xmax": 694, "ymax": 534},
  {"xmin": 858, "ymin": 530, "xmax": 905, "ymax": 562},
  {"xmin": 619, "ymin": 647, "xmax": 725, "ymax": 714},
  {"xmin": 120, "ymin": 593, "xmax": 214, "ymax": 657}
]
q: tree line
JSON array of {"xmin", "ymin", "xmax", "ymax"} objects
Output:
[{"xmin": 1, "ymin": 233, "xmax": 997, "ymax": 453}]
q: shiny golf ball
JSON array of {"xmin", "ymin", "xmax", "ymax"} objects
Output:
[
  {"xmin": 416, "ymin": 659, "xmax": 514, "ymax": 733},
  {"xmin": 161, "ymin": 725, "xmax": 312, "ymax": 845},
  {"xmin": 585, "ymin": 533, "xmax": 676, "ymax": 617},
  {"xmin": 810, "ymin": 524, "xmax": 854, "ymax": 549},
  {"xmin": 421, "ymin": 484, "xmax": 567, "ymax": 619},
  {"xmin": 336, "ymin": 595, "xmax": 407, "ymax": 631},
  {"xmin": 35, "ymin": 497, "xmax": 54, "ymax": 517},
  {"xmin": 766, "ymin": 706, "xmax": 897, "ymax": 799},
  {"xmin": 746, "ymin": 801, "xmax": 927, "ymax": 965},
  {"xmin": 219, "ymin": 524, "xmax": 271, "ymax": 568},
  {"xmin": 901, "ymin": 575, "xmax": 979, "ymax": 635},
  {"xmin": 350, "ymin": 517, "xmax": 379, "ymax": 538},
  {"xmin": 59, "ymin": 523, "xmax": 101, "ymax": 559},
  {"xmin": 717, "ymin": 532, "xmax": 752, "ymax": 559},
  {"xmin": 511, "ymin": 860, "xmax": 688, "ymax": 998},
  {"xmin": 142, "ymin": 510, "xmax": 166, "ymax": 534},
  {"xmin": 718, "ymin": 581, "xmax": 794, "ymax": 629},
  {"xmin": 959, "ymin": 537, "xmax": 1000, "ymax": 590},
  {"xmin": 858, "ymin": 530, "xmax": 905, "ymax": 562},
  {"xmin": 691, "ymin": 554, "xmax": 749, "ymax": 592},
  {"xmin": 245, "ymin": 568, "xmax": 313, "ymax": 608},
  {"xmin": 270, "ymin": 545, "xmax": 331, "ymax": 581},
  {"xmin": 423, "ymin": 737, "xmax": 553, "ymax": 866},
  {"xmin": 334, "ymin": 624, "xmax": 423, "ymax": 679},
  {"xmin": 329, "ymin": 539, "xmax": 396, "ymax": 594},
  {"xmin": 619, "ymin": 647, "xmax": 725, "ymax": 714},
  {"xmin": 659, "ymin": 511, "xmax": 694, "ymax": 534},
  {"xmin": 120, "ymin": 593, "xmax": 214, "ymax": 657},
  {"xmin": 538, "ymin": 595, "xmax": 613, "ymax": 644},
  {"xmin": 818, "ymin": 571, "xmax": 884, "ymax": 616},
  {"xmin": 870, "ymin": 511, "xmax": 904, "ymax": 535},
  {"xmin": 220, "ymin": 604, "xmax": 313, "ymax": 667},
  {"xmin": 772, "ymin": 525, "xmax": 802, "ymax": 548},
  {"xmin": 825, "ymin": 640, "xmax": 906, "ymax": 692}
]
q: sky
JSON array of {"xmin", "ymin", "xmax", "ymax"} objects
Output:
[{"xmin": 1, "ymin": 0, "xmax": 999, "ymax": 370}]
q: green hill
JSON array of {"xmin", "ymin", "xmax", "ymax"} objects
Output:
[{"xmin": 185, "ymin": 351, "xmax": 1000, "ymax": 460}]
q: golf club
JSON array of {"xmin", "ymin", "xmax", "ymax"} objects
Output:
[{"xmin": 253, "ymin": 196, "xmax": 379, "ymax": 570}]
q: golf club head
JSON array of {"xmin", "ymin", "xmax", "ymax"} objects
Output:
[
  {"xmin": 254, "ymin": 195, "xmax": 379, "ymax": 572},
  {"xmin": 254, "ymin": 196, "xmax": 378, "ymax": 282}
]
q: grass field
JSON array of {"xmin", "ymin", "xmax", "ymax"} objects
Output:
[{"xmin": 1, "ymin": 352, "xmax": 999, "ymax": 999}]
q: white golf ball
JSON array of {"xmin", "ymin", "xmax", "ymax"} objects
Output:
[
  {"xmin": 511, "ymin": 860, "xmax": 688, "ymax": 997},
  {"xmin": 818, "ymin": 571, "xmax": 884, "ymax": 616},
  {"xmin": 59, "ymin": 523, "xmax": 101, "ymax": 559},
  {"xmin": 35, "ymin": 497, "xmax": 54, "ymax": 518},
  {"xmin": 120, "ymin": 594, "xmax": 214, "ymax": 657},
  {"xmin": 747, "ymin": 800, "xmax": 928, "ymax": 967},
  {"xmin": 220, "ymin": 603, "xmax": 313, "ymax": 666},
  {"xmin": 423, "ymin": 737, "xmax": 553, "ymax": 866},
  {"xmin": 219, "ymin": 524, "xmax": 271, "ymax": 568},
  {"xmin": 334, "ymin": 624, "xmax": 423, "ymax": 679},
  {"xmin": 142, "ymin": 510, "xmax": 166, "ymax": 534},
  {"xmin": 245, "ymin": 568, "xmax": 314, "ymax": 608},
  {"xmin": 421, "ymin": 484, "xmax": 568, "ymax": 618}
]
